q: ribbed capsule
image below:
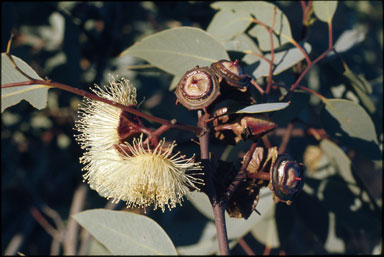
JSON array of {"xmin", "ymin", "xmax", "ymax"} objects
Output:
[
  {"xmin": 270, "ymin": 154, "xmax": 305, "ymax": 204},
  {"xmin": 210, "ymin": 59, "xmax": 251, "ymax": 91},
  {"xmin": 175, "ymin": 66, "xmax": 220, "ymax": 110}
]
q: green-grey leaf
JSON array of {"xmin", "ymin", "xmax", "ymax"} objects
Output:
[
  {"xmin": 187, "ymin": 191, "xmax": 214, "ymax": 220},
  {"xmin": 222, "ymin": 33, "xmax": 263, "ymax": 64},
  {"xmin": 168, "ymin": 74, "xmax": 182, "ymax": 91},
  {"xmin": 320, "ymin": 139, "xmax": 359, "ymax": 196},
  {"xmin": 320, "ymin": 99, "xmax": 381, "ymax": 161},
  {"xmin": 313, "ymin": 1, "xmax": 338, "ymax": 23},
  {"xmin": 251, "ymin": 204, "xmax": 279, "ymax": 248},
  {"xmin": 207, "ymin": 10, "xmax": 252, "ymax": 42},
  {"xmin": 343, "ymin": 69, "xmax": 374, "ymax": 113},
  {"xmin": 211, "ymin": 1, "xmax": 293, "ymax": 51},
  {"xmin": 272, "ymin": 90, "xmax": 310, "ymax": 127},
  {"xmin": 223, "ymin": 33, "xmax": 260, "ymax": 53},
  {"xmin": 73, "ymin": 209, "xmax": 177, "ymax": 255},
  {"xmin": 1, "ymin": 53, "xmax": 49, "ymax": 112},
  {"xmin": 244, "ymin": 43, "xmax": 312, "ymax": 78},
  {"xmin": 226, "ymin": 187, "xmax": 274, "ymax": 240},
  {"xmin": 233, "ymin": 102, "xmax": 290, "ymax": 114},
  {"xmin": 248, "ymin": 25, "xmax": 288, "ymax": 52},
  {"xmin": 188, "ymin": 188, "xmax": 275, "ymax": 241},
  {"xmin": 177, "ymin": 221, "xmax": 238, "ymax": 256},
  {"xmin": 87, "ymin": 236, "xmax": 113, "ymax": 255},
  {"xmin": 177, "ymin": 222, "xmax": 218, "ymax": 255},
  {"xmin": 120, "ymin": 27, "xmax": 229, "ymax": 77},
  {"xmin": 327, "ymin": 28, "xmax": 366, "ymax": 56}
]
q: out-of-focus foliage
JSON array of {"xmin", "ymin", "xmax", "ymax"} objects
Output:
[{"xmin": 1, "ymin": 1, "xmax": 382, "ymax": 255}]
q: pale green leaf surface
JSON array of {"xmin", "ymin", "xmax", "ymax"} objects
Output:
[
  {"xmin": 87, "ymin": 236, "xmax": 113, "ymax": 255},
  {"xmin": 168, "ymin": 74, "xmax": 182, "ymax": 91},
  {"xmin": 248, "ymin": 25, "xmax": 287, "ymax": 52},
  {"xmin": 245, "ymin": 43, "xmax": 312, "ymax": 78},
  {"xmin": 177, "ymin": 222, "xmax": 238, "ymax": 257},
  {"xmin": 343, "ymin": 69, "xmax": 372, "ymax": 94},
  {"xmin": 188, "ymin": 188, "xmax": 275, "ymax": 240},
  {"xmin": 176, "ymin": 222, "xmax": 218, "ymax": 255},
  {"xmin": 327, "ymin": 28, "xmax": 366, "ymax": 57},
  {"xmin": 73, "ymin": 209, "xmax": 177, "ymax": 255},
  {"xmin": 120, "ymin": 27, "xmax": 229, "ymax": 77},
  {"xmin": 226, "ymin": 187, "xmax": 274, "ymax": 240},
  {"xmin": 207, "ymin": 10, "xmax": 252, "ymax": 42},
  {"xmin": 251, "ymin": 204, "xmax": 279, "ymax": 248},
  {"xmin": 223, "ymin": 33, "xmax": 260, "ymax": 53},
  {"xmin": 233, "ymin": 102, "xmax": 289, "ymax": 114},
  {"xmin": 1, "ymin": 53, "xmax": 49, "ymax": 112},
  {"xmin": 211, "ymin": 1, "xmax": 293, "ymax": 51},
  {"xmin": 321, "ymin": 99, "xmax": 378, "ymax": 144},
  {"xmin": 313, "ymin": 1, "xmax": 338, "ymax": 23},
  {"xmin": 320, "ymin": 99, "xmax": 381, "ymax": 160},
  {"xmin": 272, "ymin": 90, "xmax": 310, "ymax": 127},
  {"xmin": 187, "ymin": 191, "xmax": 214, "ymax": 220},
  {"xmin": 343, "ymin": 70, "xmax": 375, "ymax": 113},
  {"xmin": 320, "ymin": 139, "xmax": 360, "ymax": 196}
]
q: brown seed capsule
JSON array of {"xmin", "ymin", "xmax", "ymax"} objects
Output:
[
  {"xmin": 210, "ymin": 59, "xmax": 251, "ymax": 91},
  {"xmin": 270, "ymin": 154, "xmax": 304, "ymax": 204},
  {"xmin": 214, "ymin": 114, "xmax": 277, "ymax": 145},
  {"xmin": 175, "ymin": 66, "xmax": 220, "ymax": 110}
]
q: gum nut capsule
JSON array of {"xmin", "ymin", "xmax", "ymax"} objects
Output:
[
  {"xmin": 210, "ymin": 59, "xmax": 251, "ymax": 90},
  {"xmin": 175, "ymin": 66, "xmax": 220, "ymax": 110},
  {"xmin": 271, "ymin": 154, "xmax": 304, "ymax": 202}
]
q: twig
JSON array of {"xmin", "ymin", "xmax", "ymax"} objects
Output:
[
  {"xmin": 251, "ymin": 79, "xmax": 265, "ymax": 95},
  {"xmin": 63, "ymin": 184, "xmax": 88, "ymax": 255},
  {"xmin": 2, "ymin": 80, "xmax": 203, "ymax": 135},
  {"xmin": 250, "ymin": 7, "xmax": 277, "ymax": 95},
  {"xmin": 278, "ymin": 122, "xmax": 294, "ymax": 154},
  {"xmin": 262, "ymin": 135, "xmax": 272, "ymax": 148},
  {"xmin": 266, "ymin": 7, "xmax": 277, "ymax": 95},
  {"xmin": 197, "ymin": 111, "xmax": 230, "ymax": 255},
  {"xmin": 41, "ymin": 206, "xmax": 66, "ymax": 255},
  {"xmin": 282, "ymin": 19, "xmax": 334, "ymax": 101},
  {"xmin": 223, "ymin": 141, "xmax": 258, "ymax": 205},
  {"xmin": 264, "ymin": 245, "xmax": 271, "ymax": 255},
  {"xmin": 238, "ymin": 237, "xmax": 256, "ymax": 255}
]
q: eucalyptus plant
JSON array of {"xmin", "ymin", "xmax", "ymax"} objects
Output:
[{"xmin": 2, "ymin": 1, "xmax": 382, "ymax": 255}]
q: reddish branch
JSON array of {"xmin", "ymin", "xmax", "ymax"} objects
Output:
[
  {"xmin": 282, "ymin": 20, "xmax": 334, "ymax": 101},
  {"xmin": 197, "ymin": 111, "xmax": 230, "ymax": 255},
  {"xmin": 2, "ymin": 80, "xmax": 203, "ymax": 136},
  {"xmin": 251, "ymin": 7, "xmax": 277, "ymax": 95}
]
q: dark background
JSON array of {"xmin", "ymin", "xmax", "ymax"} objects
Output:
[{"xmin": 1, "ymin": 1, "xmax": 382, "ymax": 255}]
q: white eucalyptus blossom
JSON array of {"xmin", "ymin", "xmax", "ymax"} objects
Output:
[{"xmin": 74, "ymin": 76, "xmax": 203, "ymax": 212}]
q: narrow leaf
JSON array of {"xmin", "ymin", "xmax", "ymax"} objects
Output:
[
  {"xmin": 1, "ymin": 53, "xmax": 49, "ymax": 112},
  {"xmin": 73, "ymin": 209, "xmax": 177, "ymax": 255},
  {"xmin": 120, "ymin": 27, "xmax": 229, "ymax": 77},
  {"xmin": 207, "ymin": 10, "xmax": 252, "ymax": 42},
  {"xmin": 233, "ymin": 102, "xmax": 290, "ymax": 114},
  {"xmin": 343, "ymin": 68, "xmax": 372, "ymax": 94},
  {"xmin": 313, "ymin": 1, "xmax": 338, "ymax": 23}
]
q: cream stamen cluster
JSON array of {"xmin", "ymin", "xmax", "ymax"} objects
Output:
[{"xmin": 74, "ymin": 75, "xmax": 203, "ymax": 211}]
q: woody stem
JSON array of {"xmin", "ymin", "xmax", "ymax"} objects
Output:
[
  {"xmin": 197, "ymin": 111, "xmax": 230, "ymax": 255},
  {"xmin": 2, "ymin": 81, "xmax": 203, "ymax": 135}
]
